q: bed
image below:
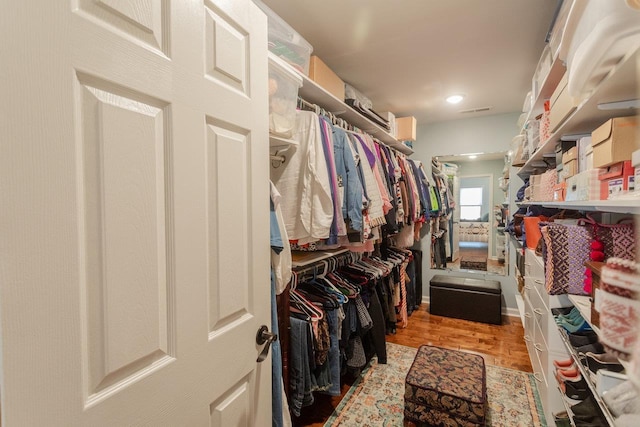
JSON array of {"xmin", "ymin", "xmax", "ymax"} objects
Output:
[{"xmin": 458, "ymin": 222, "xmax": 490, "ymax": 243}]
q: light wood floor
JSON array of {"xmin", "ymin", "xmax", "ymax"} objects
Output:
[{"xmin": 293, "ymin": 304, "xmax": 532, "ymax": 427}]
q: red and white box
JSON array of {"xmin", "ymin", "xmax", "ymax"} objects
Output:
[{"xmin": 598, "ymin": 161, "xmax": 635, "ymax": 200}]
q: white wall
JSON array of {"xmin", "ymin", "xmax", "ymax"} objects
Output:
[{"xmin": 412, "ymin": 112, "xmax": 522, "ymax": 315}]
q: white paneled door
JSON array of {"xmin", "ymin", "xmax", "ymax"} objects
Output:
[{"xmin": 0, "ymin": 0, "xmax": 270, "ymax": 425}]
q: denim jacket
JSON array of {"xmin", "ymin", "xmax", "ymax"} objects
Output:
[{"xmin": 332, "ymin": 125, "xmax": 363, "ymax": 232}]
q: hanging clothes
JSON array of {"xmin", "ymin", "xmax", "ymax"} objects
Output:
[
  {"xmin": 272, "ymin": 110, "xmax": 333, "ymax": 244},
  {"xmin": 271, "ymin": 182, "xmax": 292, "ymax": 295}
]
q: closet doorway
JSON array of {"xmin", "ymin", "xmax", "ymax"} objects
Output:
[
  {"xmin": 456, "ymin": 175, "xmax": 493, "ymax": 270},
  {"xmin": 433, "ymin": 153, "xmax": 507, "ymax": 276}
]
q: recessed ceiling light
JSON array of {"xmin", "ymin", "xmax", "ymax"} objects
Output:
[
  {"xmin": 446, "ymin": 94, "xmax": 465, "ymax": 104},
  {"xmin": 468, "ymin": 155, "xmax": 477, "ymax": 159}
]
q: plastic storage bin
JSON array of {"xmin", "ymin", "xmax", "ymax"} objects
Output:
[
  {"xmin": 268, "ymin": 53, "xmax": 302, "ymax": 138},
  {"xmin": 560, "ymin": 0, "xmax": 640, "ymax": 99},
  {"xmin": 255, "ymin": 1, "xmax": 313, "ymax": 75}
]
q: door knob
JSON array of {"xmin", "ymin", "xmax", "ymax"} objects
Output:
[{"xmin": 256, "ymin": 325, "xmax": 277, "ymax": 363}]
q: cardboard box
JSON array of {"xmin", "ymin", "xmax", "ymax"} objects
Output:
[
  {"xmin": 396, "ymin": 116, "xmax": 417, "ymax": 142},
  {"xmin": 598, "ymin": 161, "xmax": 635, "ymax": 199},
  {"xmin": 549, "ymin": 72, "xmax": 578, "ymax": 132},
  {"xmin": 309, "ymin": 55, "xmax": 345, "ymax": 101},
  {"xmin": 565, "ymin": 169, "xmax": 600, "ymax": 201},
  {"xmin": 563, "ymin": 159, "xmax": 578, "ymax": 178},
  {"xmin": 591, "ymin": 116, "xmax": 640, "ymax": 168},
  {"xmin": 562, "ymin": 146, "xmax": 578, "ymax": 163}
]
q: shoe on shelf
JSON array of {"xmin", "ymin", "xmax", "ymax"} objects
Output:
[
  {"xmin": 559, "ymin": 318, "xmax": 592, "ymax": 333},
  {"xmin": 556, "ymin": 367, "xmax": 582, "ymax": 383},
  {"xmin": 573, "ymin": 419, "xmax": 609, "ymax": 427},
  {"xmin": 562, "ymin": 377, "xmax": 590, "ymax": 400},
  {"xmin": 555, "ymin": 307, "xmax": 583, "ymax": 322},
  {"xmin": 583, "ymin": 352, "xmax": 624, "ymax": 374},
  {"xmin": 555, "ymin": 315, "xmax": 586, "ymax": 327},
  {"xmin": 553, "ymin": 410, "xmax": 571, "ymax": 427},
  {"xmin": 575, "ymin": 342, "xmax": 605, "ymax": 355},
  {"xmin": 568, "ymin": 330, "xmax": 599, "ymax": 347},
  {"xmin": 571, "ymin": 396, "xmax": 601, "ymax": 418},
  {"xmin": 553, "ymin": 358, "xmax": 575, "ymax": 369},
  {"xmin": 551, "ymin": 306, "xmax": 575, "ymax": 317}
]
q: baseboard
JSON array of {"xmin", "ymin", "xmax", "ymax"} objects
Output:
[{"xmin": 503, "ymin": 307, "xmax": 521, "ymax": 318}]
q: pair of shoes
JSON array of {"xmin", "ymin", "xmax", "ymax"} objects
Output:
[
  {"xmin": 602, "ymin": 380, "xmax": 640, "ymax": 417},
  {"xmin": 571, "ymin": 396, "xmax": 608, "ymax": 426},
  {"xmin": 553, "ymin": 358, "xmax": 574, "ymax": 369},
  {"xmin": 568, "ymin": 330, "xmax": 599, "ymax": 347},
  {"xmin": 551, "ymin": 306, "xmax": 574, "ymax": 317},
  {"xmin": 555, "ymin": 311, "xmax": 585, "ymax": 326},
  {"xmin": 575, "ymin": 342, "xmax": 605, "ymax": 354},
  {"xmin": 571, "ymin": 395, "xmax": 599, "ymax": 417},
  {"xmin": 555, "ymin": 307, "xmax": 582, "ymax": 320},
  {"xmin": 562, "ymin": 377, "xmax": 590, "ymax": 400},
  {"xmin": 556, "ymin": 366, "xmax": 581, "ymax": 382},
  {"xmin": 559, "ymin": 318, "xmax": 592, "ymax": 333},
  {"xmin": 554, "ymin": 410, "xmax": 571, "ymax": 427},
  {"xmin": 574, "ymin": 419, "xmax": 609, "ymax": 427},
  {"xmin": 555, "ymin": 307, "xmax": 582, "ymax": 322},
  {"xmin": 583, "ymin": 352, "xmax": 624, "ymax": 374}
]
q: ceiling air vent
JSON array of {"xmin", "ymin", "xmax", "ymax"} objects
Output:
[{"xmin": 459, "ymin": 106, "xmax": 492, "ymax": 114}]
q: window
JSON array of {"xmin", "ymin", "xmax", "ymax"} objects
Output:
[{"xmin": 460, "ymin": 187, "xmax": 483, "ymax": 221}]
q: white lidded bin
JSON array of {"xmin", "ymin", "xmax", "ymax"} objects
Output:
[
  {"xmin": 559, "ymin": 0, "xmax": 640, "ymax": 99},
  {"xmin": 255, "ymin": 0, "xmax": 313, "ymax": 75},
  {"xmin": 268, "ymin": 52, "xmax": 303, "ymax": 138}
]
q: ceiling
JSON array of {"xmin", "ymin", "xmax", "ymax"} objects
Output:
[{"xmin": 260, "ymin": 0, "xmax": 560, "ymax": 125}]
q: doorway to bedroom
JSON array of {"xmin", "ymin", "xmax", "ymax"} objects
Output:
[{"xmin": 450, "ymin": 174, "xmax": 503, "ymax": 274}]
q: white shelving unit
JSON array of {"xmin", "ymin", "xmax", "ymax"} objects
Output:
[
  {"xmin": 556, "ymin": 316, "xmax": 618, "ymax": 426},
  {"xmin": 517, "ymin": 48, "xmax": 639, "ymax": 178},
  {"xmin": 516, "ymin": 199, "xmax": 640, "ymax": 215},
  {"xmin": 297, "ymin": 74, "xmax": 414, "ymax": 155},
  {"xmin": 511, "ymin": 30, "xmax": 639, "ymax": 426}
]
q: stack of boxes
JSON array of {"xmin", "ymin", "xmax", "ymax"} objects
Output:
[
  {"xmin": 559, "ymin": 116, "xmax": 639, "ymax": 202},
  {"xmin": 525, "ymin": 115, "xmax": 638, "ymax": 203},
  {"xmin": 257, "ymin": 1, "xmax": 413, "ymax": 146}
]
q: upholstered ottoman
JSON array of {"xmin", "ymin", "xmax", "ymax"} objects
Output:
[
  {"xmin": 404, "ymin": 345, "xmax": 487, "ymax": 426},
  {"xmin": 429, "ymin": 275, "xmax": 502, "ymax": 325}
]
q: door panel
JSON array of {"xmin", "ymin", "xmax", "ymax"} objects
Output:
[
  {"xmin": 77, "ymin": 76, "xmax": 174, "ymax": 404},
  {"xmin": 0, "ymin": 0, "xmax": 270, "ymax": 425},
  {"xmin": 206, "ymin": 121, "xmax": 252, "ymax": 334}
]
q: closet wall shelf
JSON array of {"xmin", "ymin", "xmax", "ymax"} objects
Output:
[
  {"xmin": 297, "ymin": 73, "xmax": 414, "ymax": 155},
  {"xmin": 269, "ymin": 135, "xmax": 299, "ymax": 149},
  {"xmin": 520, "ymin": 56, "xmax": 566, "ymax": 133},
  {"xmin": 536, "ymin": 200, "xmax": 640, "ymax": 215},
  {"xmin": 517, "ymin": 48, "xmax": 639, "ymax": 178},
  {"xmin": 291, "ymin": 248, "xmax": 350, "ymax": 267}
]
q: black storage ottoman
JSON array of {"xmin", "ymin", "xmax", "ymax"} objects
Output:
[
  {"xmin": 429, "ymin": 275, "xmax": 502, "ymax": 324},
  {"xmin": 404, "ymin": 345, "xmax": 487, "ymax": 426}
]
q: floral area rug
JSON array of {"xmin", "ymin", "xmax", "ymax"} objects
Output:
[{"xmin": 324, "ymin": 342, "xmax": 546, "ymax": 427}]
